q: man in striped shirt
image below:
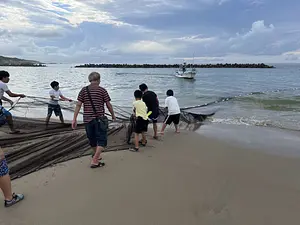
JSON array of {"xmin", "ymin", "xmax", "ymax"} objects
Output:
[{"xmin": 72, "ymin": 72, "xmax": 116, "ymax": 168}]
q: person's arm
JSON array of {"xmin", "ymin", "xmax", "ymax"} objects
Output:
[
  {"xmin": 72, "ymin": 101, "xmax": 82, "ymax": 129},
  {"xmin": 1, "ymin": 96, "xmax": 13, "ymax": 105},
  {"xmin": 132, "ymin": 102, "xmax": 136, "ymax": 115},
  {"xmin": 103, "ymin": 89, "xmax": 116, "ymax": 121},
  {"xmin": 5, "ymin": 90, "xmax": 25, "ymax": 98},
  {"xmin": 133, "ymin": 108, "xmax": 136, "ymax": 117},
  {"xmin": 106, "ymin": 101, "xmax": 116, "ymax": 121},
  {"xmin": 72, "ymin": 89, "xmax": 84, "ymax": 129},
  {"xmin": 60, "ymin": 94, "xmax": 72, "ymax": 102},
  {"xmin": 164, "ymin": 98, "xmax": 168, "ymax": 109}
]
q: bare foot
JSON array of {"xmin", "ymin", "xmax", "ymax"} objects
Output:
[
  {"xmin": 158, "ymin": 132, "xmax": 164, "ymax": 135},
  {"xmin": 175, "ymin": 130, "xmax": 180, "ymax": 133}
]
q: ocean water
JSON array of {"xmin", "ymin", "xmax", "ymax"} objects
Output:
[{"xmin": 1, "ymin": 63, "xmax": 300, "ymax": 153}]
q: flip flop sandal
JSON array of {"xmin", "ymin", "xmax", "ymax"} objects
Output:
[
  {"xmin": 90, "ymin": 162, "xmax": 105, "ymax": 169},
  {"xmin": 4, "ymin": 193, "xmax": 24, "ymax": 208}
]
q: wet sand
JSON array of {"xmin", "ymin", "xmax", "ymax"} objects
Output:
[
  {"xmin": 1, "ymin": 129, "xmax": 300, "ymax": 225},
  {"xmin": 198, "ymin": 123, "xmax": 300, "ymax": 158}
]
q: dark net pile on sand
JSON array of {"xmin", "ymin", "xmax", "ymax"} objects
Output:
[{"xmin": 0, "ymin": 98, "xmax": 214, "ymax": 180}]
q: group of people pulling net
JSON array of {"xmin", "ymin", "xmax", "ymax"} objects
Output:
[{"xmin": 0, "ymin": 70, "xmax": 214, "ymax": 181}]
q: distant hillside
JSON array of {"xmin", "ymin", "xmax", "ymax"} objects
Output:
[{"xmin": 0, "ymin": 56, "xmax": 45, "ymax": 67}]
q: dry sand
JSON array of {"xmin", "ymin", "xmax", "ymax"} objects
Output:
[{"xmin": 1, "ymin": 129, "xmax": 300, "ymax": 225}]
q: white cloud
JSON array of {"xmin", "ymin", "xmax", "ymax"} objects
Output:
[
  {"xmin": 0, "ymin": 0, "xmax": 128, "ymax": 32},
  {"xmin": 283, "ymin": 50, "xmax": 300, "ymax": 56},
  {"xmin": 230, "ymin": 20, "xmax": 274, "ymax": 42},
  {"xmin": 121, "ymin": 41, "xmax": 176, "ymax": 54},
  {"xmin": 174, "ymin": 35, "xmax": 216, "ymax": 43},
  {"xmin": 227, "ymin": 20, "xmax": 276, "ymax": 54},
  {"xmin": 102, "ymin": 0, "xmax": 231, "ymax": 19},
  {"xmin": 245, "ymin": 20, "xmax": 274, "ymax": 36},
  {"xmin": 174, "ymin": 56, "xmax": 224, "ymax": 62},
  {"xmin": 0, "ymin": 1, "xmax": 299, "ymax": 63},
  {"xmin": 282, "ymin": 50, "xmax": 300, "ymax": 61}
]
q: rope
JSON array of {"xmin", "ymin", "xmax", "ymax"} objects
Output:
[{"xmin": 1, "ymin": 94, "xmax": 217, "ymax": 127}]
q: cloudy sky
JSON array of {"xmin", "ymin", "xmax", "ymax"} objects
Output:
[{"xmin": 0, "ymin": 0, "xmax": 299, "ymax": 63}]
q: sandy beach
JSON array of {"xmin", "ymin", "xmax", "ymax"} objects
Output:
[{"xmin": 1, "ymin": 129, "xmax": 300, "ymax": 225}]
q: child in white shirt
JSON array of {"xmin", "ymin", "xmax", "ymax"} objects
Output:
[
  {"xmin": 46, "ymin": 81, "xmax": 72, "ymax": 127},
  {"xmin": 160, "ymin": 89, "xmax": 181, "ymax": 134}
]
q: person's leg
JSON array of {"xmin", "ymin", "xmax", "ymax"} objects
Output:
[
  {"xmin": 5, "ymin": 114, "xmax": 16, "ymax": 132},
  {"xmin": 0, "ymin": 149, "xmax": 12, "ymax": 200},
  {"xmin": 85, "ymin": 121, "xmax": 98, "ymax": 164},
  {"xmin": 0, "ymin": 174, "xmax": 25, "ymax": 207},
  {"xmin": 2, "ymin": 108, "xmax": 18, "ymax": 133},
  {"xmin": 59, "ymin": 113, "xmax": 64, "ymax": 124},
  {"xmin": 151, "ymin": 110, "xmax": 159, "ymax": 138},
  {"xmin": 45, "ymin": 115, "xmax": 51, "ymax": 127},
  {"xmin": 56, "ymin": 105, "xmax": 64, "ymax": 124},
  {"xmin": 141, "ymin": 120, "xmax": 148, "ymax": 145},
  {"xmin": 153, "ymin": 122, "xmax": 158, "ymax": 138},
  {"xmin": 91, "ymin": 146, "xmax": 104, "ymax": 166},
  {"xmin": 160, "ymin": 123, "xmax": 167, "ymax": 134},
  {"xmin": 134, "ymin": 133, "xmax": 140, "ymax": 149},
  {"xmin": 91, "ymin": 148, "xmax": 103, "ymax": 160},
  {"xmin": 174, "ymin": 124, "xmax": 180, "ymax": 133},
  {"xmin": 46, "ymin": 105, "xmax": 53, "ymax": 127},
  {"xmin": 0, "ymin": 155, "xmax": 24, "ymax": 207},
  {"xmin": 91, "ymin": 118, "xmax": 107, "ymax": 167},
  {"xmin": 141, "ymin": 132, "xmax": 147, "ymax": 144},
  {"xmin": 174, "ymin": 114, "xmax": 181, "ymax": 133},
  {"xmin": 134, "ymin": 118, "xmax": 142, "ymax": 150},
  {"xmin": 159, "ymin": 115, "xmax": 171, "ymax": 135},
  {"xmin": 6, "ymin": 119, "xmax": 20, "ymax": 134},
  {"xmin": 0, "ymin": 173, "xmax": 12, "ymax": 201}
]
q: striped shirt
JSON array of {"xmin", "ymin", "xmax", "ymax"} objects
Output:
[{"xmin": 77, "ymin": 85, "xmax": 111, "ymax": 123}]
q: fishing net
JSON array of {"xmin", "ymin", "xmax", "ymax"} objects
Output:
[{"xmin": 0, "ymin": 96, "xmax": 215, "ymax": 180}]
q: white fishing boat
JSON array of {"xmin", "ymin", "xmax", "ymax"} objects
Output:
[{"xmin": 174, "ymin": 62, "xmax": 197, "ymax": 79}]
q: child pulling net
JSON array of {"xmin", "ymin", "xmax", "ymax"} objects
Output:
[{"xmin": 0, "ymin": 96, "xmax": 215, "ymax": 180}]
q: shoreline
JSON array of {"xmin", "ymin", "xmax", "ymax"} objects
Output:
[
  {"xmin": 74, "ymin": 63, "xmax": 275, "ymax": 69},
  {"xmin": 197, "ymin": 122, "xmax": 300, "ymax": 157},
  {"xmin": 1, "ymin": 129, "xmax": 300, "ymax": 224},
  {"xmin": 4, "ymin": 112, "xmax": 300, "ymax": 159},
  {"xmin": 0, "ymin": 64, "xmax": 46, "ymax": 67}
]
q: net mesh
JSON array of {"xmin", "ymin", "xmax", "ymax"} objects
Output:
[{"xmin": 0, "ymin": 97, "xmax": 215, "ymax": 180}]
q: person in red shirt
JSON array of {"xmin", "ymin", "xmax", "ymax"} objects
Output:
[{"xmin": 72, "ymin": 72, "xmax": 116, "ymax": 168}]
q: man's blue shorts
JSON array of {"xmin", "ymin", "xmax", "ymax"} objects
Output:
[
  {"xmin": 0, "ymin": 107, "xmax": 12, "ymax": 117},
  {"xmin": 0, "ymin": 159, "xmax": 9, "ymax": 177},
  {"xmin": 85, "ymin": 117, "xmax": 108, "ymax": 148},
  {"xmin": 0, "ymin": 107, "xmax": 11, "ymax": 126}
]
